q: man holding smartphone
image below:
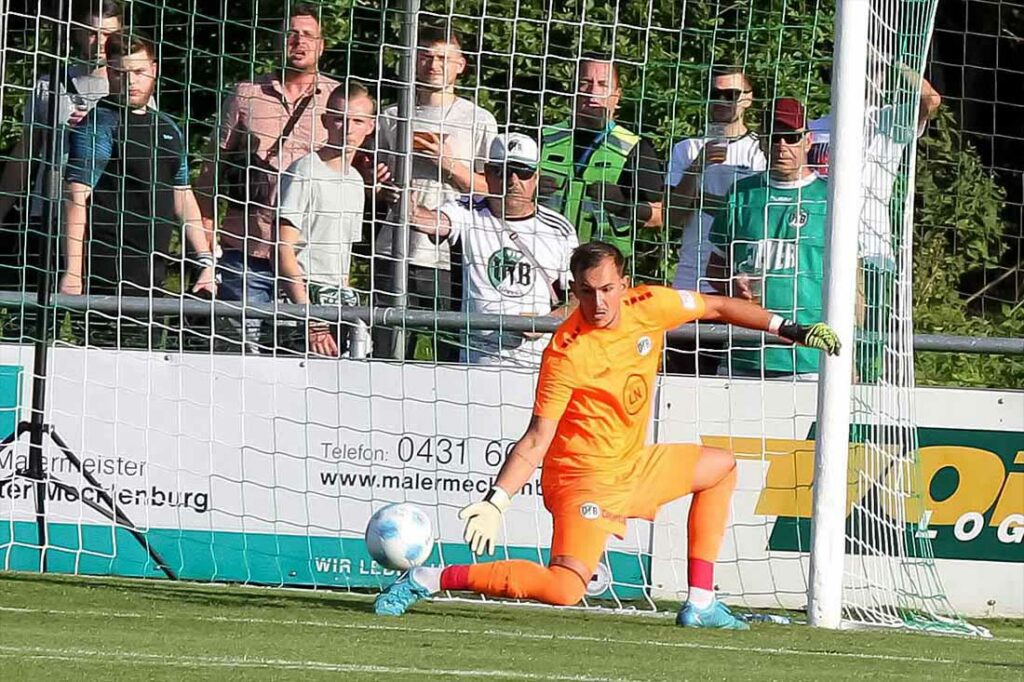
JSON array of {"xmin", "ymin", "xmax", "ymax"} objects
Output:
[
  {"xmin": 374, "ymin": 26, "xmax": 498, "ymax": 361},
  {"xmin": 666, "ymin": 67, "xmax": 765, "ymax": 295},
  {"xmin": 664, "ymin": 67, "xmax": 765, "ymax": 375}
]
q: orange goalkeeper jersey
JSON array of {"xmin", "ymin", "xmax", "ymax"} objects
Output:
[{"xmin": 533, "ymin": 285, "xmax": 706, "ymax": 479}]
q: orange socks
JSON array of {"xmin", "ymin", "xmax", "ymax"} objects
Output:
[
  {"xmin": 441, "ymin": 560, "xmax": 586, "ymax": 607},
  {"xmin": 687, "ymin": 465, "xmax": 737, "ymax": 591}
]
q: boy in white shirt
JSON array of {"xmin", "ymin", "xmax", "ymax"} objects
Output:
[{"xmin": 278, "ymin": 83, "xmax": 376, "ymax": 356}]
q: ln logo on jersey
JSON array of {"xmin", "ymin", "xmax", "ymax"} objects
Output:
[
  {"xmin": 636, "ymin": 336, "xmax": 652, "ymax": 357},
  {"xmin": 623, "ymin": 374, "xmax": 648, "ymax": 415},
  {"xmin": 580, "ymin": 502, "xmax": 601, "ymax": 520},
  {"xmin": 487, "ymin": 247, "xmax": 532, "ymax": 297},
  {"xmin": 788, "ymin": 208, "xmax": 809, "ymax": 228}
]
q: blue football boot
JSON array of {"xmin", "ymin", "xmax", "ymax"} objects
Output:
[
  {"xmin": 676, "ymin": 599, "xmax": 750, "ymax": 630},
  {"xmin": 374, "ymin": 571, "xmax": 432, "ymax": 616}
]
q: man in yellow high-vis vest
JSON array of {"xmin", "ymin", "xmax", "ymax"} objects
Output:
[
  {"xmin": 536, "ymin": 57, "xmax": 663, "ymax": 266},
  {"xmin": 538, "ymin": 57, "xmax": 663, "ymax": 267}
]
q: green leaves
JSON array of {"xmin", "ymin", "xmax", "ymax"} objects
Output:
[{"xmin": 914, "ymin": 107, "xmax": 1021, "ymax": 388}]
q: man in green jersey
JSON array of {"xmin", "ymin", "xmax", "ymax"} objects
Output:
[
  {"xmin": 537, "ymin": 56, "xmax": 663, "ymax": 268},
  {"xmin": 706, "ymin": 98, "xmax": 828, "ymax": 378}
]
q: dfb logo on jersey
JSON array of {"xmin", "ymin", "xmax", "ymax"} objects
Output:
[
  {"xmin": 580, "ymin": 502, "xmax": 601, "ymax": 520},
  {"xmin": 487, "ymin": 247, "xmax": 533, "ymax": 297}
]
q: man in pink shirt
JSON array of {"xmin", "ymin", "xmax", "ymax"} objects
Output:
[{"xmin": 196, "ymin": 3, "xmax": 339, "ymax": 351}]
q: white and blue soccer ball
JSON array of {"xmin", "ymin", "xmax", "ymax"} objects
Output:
[{"xmin": 364, "ymin": 503, "xmax": 435, "ymax": 571}]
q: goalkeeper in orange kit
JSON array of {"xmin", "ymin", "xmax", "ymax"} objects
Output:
[{"xmin": 375, "ymin": 241, "xmax": 840, "ymax": 628}]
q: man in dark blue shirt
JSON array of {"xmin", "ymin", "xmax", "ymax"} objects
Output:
[{"xmin": 62, "ymin": 31, "xmax": 215, "ymax": 297}]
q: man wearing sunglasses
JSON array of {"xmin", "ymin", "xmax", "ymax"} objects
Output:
[
  {"xmin": 705, "ymin": 98, "xmax": 830, "ymax": 379},
  {"xmin": 408, "ymin": 133, "xmax": 578, "ymax": 366},
  {"xmin": 664, "ymin": 67, "xmax": 766, "ymax": 375}
]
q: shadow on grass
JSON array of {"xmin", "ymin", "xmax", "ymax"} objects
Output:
[{"xmin": 0, "ymin": 571, "xmax": 378, "ymax": 616}]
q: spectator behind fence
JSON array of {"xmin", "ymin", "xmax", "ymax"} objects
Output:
[
  {"xmin": 705, "ymin": 98, "xmax": 828, "ymax": 379},
  {"xmin": 277, "ymin": 83, "xmax": 376, "ymax": 357},
  {"xmin": 60, "ymin": 31, "xmax": 215, "ymax": 300},
  {"xmin": 538, "ymin": 56, "xmax": 663, "ymax": 268},
  {"xmin": 0, "ymin": 0, "xmax": 127, "ymax": 285},
  {"xmin": 374, "ymin": 26, "xmax": 498, "ymax": 362},
  {"xmin": 664, "ymin": 67, "xmax": 765, "ymax": 376},
  {"xmin": 409, "ymin": 133, "xmax": 578, "ymax": 366},
  {"xmin": 195, "ymin": 3, "xmax": 339, "ymax": 352},
  {"xmin": 807, "ymin": 60, "xmax": 940, "ymax": 382},
  {"xmin": 808, "ymin": 62, "xmax": 940, "ymax": 268}
]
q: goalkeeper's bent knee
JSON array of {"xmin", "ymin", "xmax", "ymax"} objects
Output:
[{"xmin": 538, "ymin": 565, "xmax": 588, "ymax": 606}]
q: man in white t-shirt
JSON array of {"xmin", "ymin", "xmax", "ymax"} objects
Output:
[
  {"xmin": 666, "ymin": 68, "xmax": 766, "ymax": 294},
  {"xmin": 664, "ymin": 68, "xmax": 766, "ymax": 375},
  {"xmin": 807, "ymin": 64, "xmax": 940, "ymax": 382},
  {"xmin": 278, "ymin": 83, "xmax": 375, "ymax": 357},
  {"xmin": 375, "ymin": 26, "xmax": 499, "ymax": 361},
  {"xmin": 409, "ymin": 133, "xmax": 578, "ymax": 366}
]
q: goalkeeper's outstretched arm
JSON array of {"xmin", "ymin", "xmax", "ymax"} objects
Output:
[
  {"xmin": 697, "ymin": 293, "xmax": 842, "ymax": 356},
  {"xmin": 494, "ymin": 415, "xmax": 558, "ymax": 498},
  {"xmin": 460, "ymin": 415, "xmax": 558, "ymax": 555}
]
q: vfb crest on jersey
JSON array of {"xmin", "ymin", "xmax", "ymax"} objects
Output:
[
  {"xmin": 636, "ymin": 335, "xmax": 652, "ymax": 356},
  {"xmin": 487, "ymin": 247, "xmax": 533, "ymax": 297},
  {"xmin": 788, "ymin": 208, "xmax": 809, "ymax": 228}
]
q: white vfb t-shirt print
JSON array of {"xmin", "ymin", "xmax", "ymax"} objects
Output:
[
  {"xmin": 440, "ymin": 200, "xmax": 578, "ymax": 365},
  {"xmin": 666, "ymin": 133, "xmax": 766, "ymax": 292}
]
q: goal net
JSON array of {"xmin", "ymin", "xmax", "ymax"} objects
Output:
[{"xmin": 0, "ymin": 0, "xmax": 995, "ymax": 635}]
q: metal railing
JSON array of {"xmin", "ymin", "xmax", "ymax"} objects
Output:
[{"xmin": 0, "ymin": 292, "xmax": 1020, "ymax": 355}]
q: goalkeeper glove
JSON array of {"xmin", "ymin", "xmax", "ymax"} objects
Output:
[
  {"xmin": 777, "ymin": 320, "xmax": 842, "ymax": 356},
  {"xmin": 459, "ymin": 487, "xmax": 512, "ymax": 556}
]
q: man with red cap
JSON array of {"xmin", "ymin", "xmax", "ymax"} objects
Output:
[{"xmin": 705, "ymin": 97, "xmax": 830, "ymax": 379}]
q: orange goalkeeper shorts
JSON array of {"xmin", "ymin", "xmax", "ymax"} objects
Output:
[{"xmin": 542, "ymin": 442, "xmax": 703, "ymax": 542}]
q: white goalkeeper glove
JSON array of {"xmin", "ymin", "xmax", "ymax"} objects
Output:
[{"xmin": 459, "ymin": 487, "xmax": 512, "ymax": 556}]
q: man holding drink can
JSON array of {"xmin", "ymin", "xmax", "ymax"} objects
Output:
[{"xmin": 663, "ymin": 67, "xmax": 765, "ymax": 375}]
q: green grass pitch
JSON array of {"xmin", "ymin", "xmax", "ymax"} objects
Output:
[{"xmin": 0, "ymin": 573, "xmax": 1020, "ymax": 681}]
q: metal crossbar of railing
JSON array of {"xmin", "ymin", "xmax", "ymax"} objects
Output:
[{"xmin": 0, "ymin": 293, "xmax": 1020, "ymax": 355}]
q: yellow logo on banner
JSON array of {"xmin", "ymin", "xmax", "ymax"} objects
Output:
[{"xmin": 701, "ymin": 436, "xmax": 1024, "ymax": 534}]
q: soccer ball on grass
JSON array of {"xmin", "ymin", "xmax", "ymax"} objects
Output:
[{"xmin": 365, "ymin": 502, "xmax": 435, "ymax": 570}]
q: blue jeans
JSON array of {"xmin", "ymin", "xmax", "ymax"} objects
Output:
[{"xmin": 217, "ymin": 250, "xmax": 275, "ymax": 348}]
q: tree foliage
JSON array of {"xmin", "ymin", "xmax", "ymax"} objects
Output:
[{"xmin": 913, "ymin": 107, "xmax": 1024, "ymax": 388}]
